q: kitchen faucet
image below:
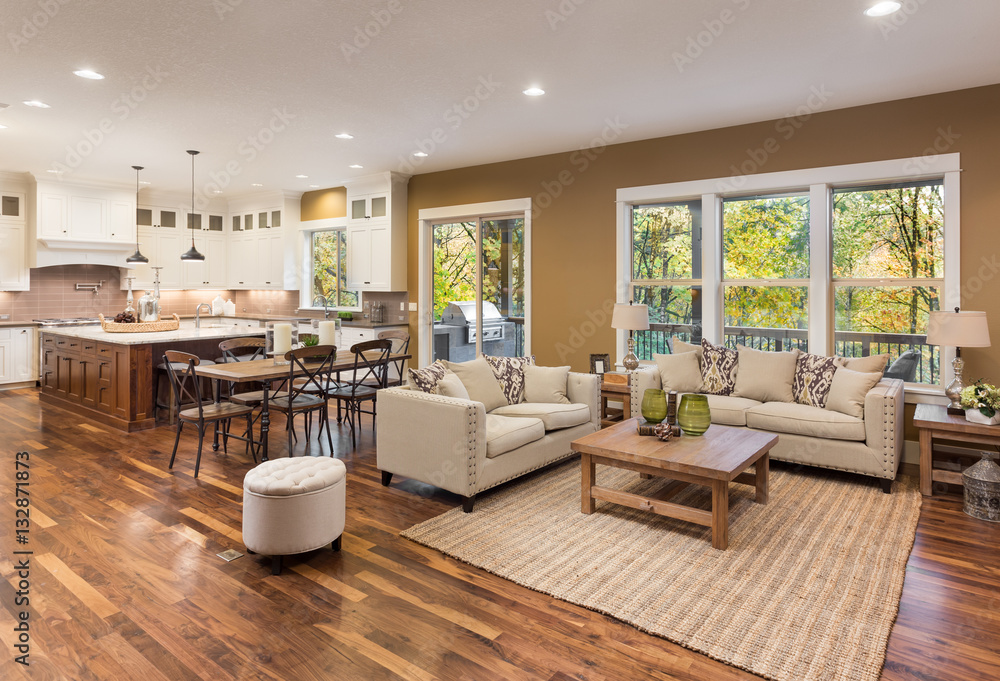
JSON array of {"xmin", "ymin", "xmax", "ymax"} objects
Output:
[
  {"xmin": 312, "ymin": 294, "xmax": 330, "ymax": 319},
  {"xmin": 195, "ymin": 303, "xmax": 212, "ymax": 329}
]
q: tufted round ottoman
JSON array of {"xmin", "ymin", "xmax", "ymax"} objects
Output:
[{"xmin": 242, "ymin": 456, "xmax": 346, "ymax": 575}]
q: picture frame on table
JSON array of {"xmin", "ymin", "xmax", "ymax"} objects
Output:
[{"xmin": 590, "ymin": 353, "xmax": 611, "ymax": 375}]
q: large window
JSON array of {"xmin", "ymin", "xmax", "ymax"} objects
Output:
[
  {"xmin": 311, "ymin": 230, "xmax": 358, "ymax": 308},
  {"xmin": 618, "ymin": 155, "xmax": 959, "ymax": 389}
]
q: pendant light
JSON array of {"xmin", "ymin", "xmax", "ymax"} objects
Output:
[
  {"xmin": 125, "ymin": 165, "xmax": 149, "ymax": 263},
  {"xmin": 180, "ymin": 149, "xmax": 205, "ymax": 262}
]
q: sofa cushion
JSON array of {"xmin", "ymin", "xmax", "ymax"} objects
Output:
[
  {"xmin": 826, "ymin": 368, "xmax": 883, "ymax": 419},
  {"xmin": 653, "ymin": 351, "xmax": 702, "ymax": 393},
  {"xmin": 672, "ymin": 338, "xmax": 703, "ymax": 360},
  {"xmin": 434, "ymin": 371, "xmax": 470, "ymax": 400},
  {"xmin": 408, "ymin": 360, "xmax": 447, "ymax": 393},
  {"xmin": 491, "ymin": 402, "xmax": 592, "ymax": 431},
  {"xmin": 699, "ymin": 339, "xmax": 739, "ymax": 395},
  {"xmin": 792, "ymin": 352, "xmax": 844, "ymax": 408},
  {"xmin": 483, "ymin": 354, "xmax": 535, "ymax": 404},
  {"xmin": 746, "ymin": 402, "xmax": 866, "ymax": 442},
  {"xmin": 523, "ymin": 364, "xmax": 571, "ymax": 404},
  {"xmin": 705, "ymin": 395, "xmax": 762, "ymax": 426},
  {"xmin": 443, "ymin": 358, "xmax": 508, "ymax": 412},
  {"xmin": 485, "ymin": 415, "xmax": 545, "ymax": 458},
  {"xmin": 733, "ymin": 345, "xmax": 799, "ymax": 403},
  {"xmin": 843, "ymin": 353, "xmax": 889, "ymax": 375}
]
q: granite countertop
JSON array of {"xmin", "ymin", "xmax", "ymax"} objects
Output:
[
  {"xmin": 0, "ymin": 321, "xmax": 40, "ymax": 328},
  {"xmin": 174, "ymin": 313, "xmax": 310, "ymax": 322},
  {"xmin": 39, "ymin": 322, "xmax": 265, "ymax": 346},
  {"xmin": 340, "ymin": 319, "xmax": 409, "ymax": 328}
]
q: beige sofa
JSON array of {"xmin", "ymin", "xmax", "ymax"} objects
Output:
[
  {"xmin": 629, "ymin": 364, "xmax": 904, "ymax": 492},
  {"xmin": 377, "ymin": 370, "xmax": 600, "ymax": 511}
]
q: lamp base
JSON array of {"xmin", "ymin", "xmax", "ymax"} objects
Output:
[
  {"xmin": 621, "ymin": 337, "xmax": 639, "ymax": 371},
  {"xmin": 945, "ymin": 356, "xmax": 965, "ymax": 416}
]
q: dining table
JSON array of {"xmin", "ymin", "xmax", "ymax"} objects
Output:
[{"xmin": 193, "ymin": 350, "xmax": 411, "ymax": 461}]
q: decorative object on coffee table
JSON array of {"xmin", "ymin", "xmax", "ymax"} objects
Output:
[
  {"xmin": 640, "ymin": 388, "xmax": 667, "ymax": 423},
  {"xmin": 962, "ymin": 452, "xmax": 1000, "ymax": 521},
  {"xmin": 653, "ymin": 422, "xmax": 679, "ymax": 441},
  {"xmin": 611, "ymin": 302, "xmax": 648, "ymax": 371},
  {"xmin": 959, "ymin": 380, "xmax": 1000, "ymax": 425},
  {"xmin": 677, "ymin": 393, "xmax": 711, "ymax": 436},
  {"xmin": 926, "ymin": 308, "xmax": 991, "ymax": 414}
]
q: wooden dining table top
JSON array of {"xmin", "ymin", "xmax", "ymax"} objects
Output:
[{"xmin": 193, "ymin": 351, "xmax": 411, "ymax": 383}]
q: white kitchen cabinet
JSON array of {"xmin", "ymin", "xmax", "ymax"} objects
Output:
[
  {"xmin": 0, "ymin": 192, "xmax": 25, "ymax": 222},
  {"xmin": 228, "ymin": 234, "xmax": 257, "ymax": 289},
  {"xmin": 345, "ymin": 172, "xmax": 407, "ymax": 292},
  {"xmin": 183, "ymin": 234, "xmax": 226, "ymax": 288},
  {"xmin": 153, "ymin": 231, "xmax": 185, "ymax": 289},
  {"xmin": 0, "ymin": 224, "xmax": 29, "ymax": 291},
  {"xmin": 347, "ymin": 222, "xmax": 391, "ymax": 289},
  {"xmin": 38, "ymin": 193, "xmax": 67, "ymax": 238},
  {"xmin": 109, "ymin": 200, "xmax": 134, "ymax": 243},
  {"xmin": 0, "ymin": 327, "xmax": 37, "ymax": 386},
  {"xmin": 35, "ymin": 182, "xmax": 135, "ymax": 244}
]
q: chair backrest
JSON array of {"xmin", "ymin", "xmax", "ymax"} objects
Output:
[
  {"xmin": 348, "ymin": 339, "xmax": 392, "ymax": 393},
  {"xmin": 377, "ymin": 330, "xmax": 410, "ymax": 382},
  {"xmin": 163, "ymin": 350, "xmax": 203, "ymax": 415},
  {"xmin": 219, "ymin": 337, "xmax": 266, "ymax": 363},
  {"xmin": 285, "ymin": 345, "xmax": 337, "ymax": 399}
]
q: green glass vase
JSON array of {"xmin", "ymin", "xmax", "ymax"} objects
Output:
[
  {"xmin": 641, "ymin": 389, "xmax": 668, "ymax": 424},
  {"xmin": 677, "ymin": 394, "xmax": 711, "ymax": 436}
]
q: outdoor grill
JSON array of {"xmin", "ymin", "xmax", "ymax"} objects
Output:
[{"xmin": 441, "ymin": 301, "xmax": 506, "ymax": 344}]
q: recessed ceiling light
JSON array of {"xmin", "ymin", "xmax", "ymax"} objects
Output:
[
  {"xmin": 212, "ymin": 190, "xmax": 222, "ymax": 194},
  {"xmin": 73, "ymin": 69, "xmax": 104, "ymax": 80},
  {"xmin": 46, "ymin": 169, "xmax": 62, "ymax": 174},
  {"xmin": 335, "ymin": 133, "xmax": 354, "ymax": 140},
  {"xmin": 251, "ymin": 183, "xmax": 263, "ymax": 187},
  {"xmin": 0, "ymin": 124, "xmax": 6, "ymax": 130},
  {"xmin": 308, "ymin": 184, "xmax": 319, "ymax": 188},
  {"xmin": 139, "ymin": 180, "xmax": 150, "ymax": 185},
  {"xmin": 295, "ymin": 174, "xmax": 308, "ymax": 179},
  {"xmin": 349, "ymin": 164, "xmax": 363, "ymax": 169},
  {"xmin": 864, "ymin": 1, "xmax": 901, "ymax": 16},
  {"xmin": 522, "ymin": 87, "xmax": 545, "ymax": 97},
  {"xmin": 23, "ymin": 100, "xmax": 50, "ymax": 108},
  {"xmin": 413, "ymin": 151, "xmax": 428, "ymax": 158}
]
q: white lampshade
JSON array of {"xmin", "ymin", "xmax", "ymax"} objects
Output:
[
  {"xmin": 611, "ymin": 303, "xmax": 649, "ymax": 331},
  {"xmin": 926, "ymin": 310, "xmax": 991, "ymax": 348}
]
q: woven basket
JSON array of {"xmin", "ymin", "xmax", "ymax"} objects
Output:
[{"xmin": 98, "ymin": 313, "xmax": 180, "ymax": 333}]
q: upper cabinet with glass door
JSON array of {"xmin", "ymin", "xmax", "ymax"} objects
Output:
[
  {"xmin": 0, "ymin": 192, "xmax": 24, "ymax": 223},
  {"xmin": 345, "ymin": 172, "xmax": 408, "ymax": 291}
]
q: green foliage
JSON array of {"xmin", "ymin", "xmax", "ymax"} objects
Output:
[
  {"xmin": 301, "ymin": 333, "xmax": 319, "ymax": 347},
  {"xmin": 312, "ymin": 231, "xmax": 359, "ymax": 308},
  {"xmin": 723, "ymin": 195, "xmax": 810, "ymax": 279}
]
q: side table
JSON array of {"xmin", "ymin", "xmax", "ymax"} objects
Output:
[
  {"xmin": 600, "ymin": 382, "xmax": 631, "ymax": 428},
  {"xmin": 913, "ymin": 403, "xmax": 1000, "ymax": 496}
]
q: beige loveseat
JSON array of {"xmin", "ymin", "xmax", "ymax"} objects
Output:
[
  {"xmin": 377, "ymin": 360, "xmax": 600, "ymax": 511},
  {"xmin": 629, "ymin": 344, "xmax": 904, "ymax": 493}
]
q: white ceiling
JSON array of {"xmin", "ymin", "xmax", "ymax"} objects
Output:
[{"xmin": 1, "ymin": 0, "xmax": 998, "ymax": 196}]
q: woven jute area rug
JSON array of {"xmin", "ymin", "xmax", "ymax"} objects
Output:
[{"xmin": 402, "ymin": 460, "xmax": 922, "ymax": 681}]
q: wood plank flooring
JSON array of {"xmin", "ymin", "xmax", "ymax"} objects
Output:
[{"xmin": 1, "ymin": 386, "xmax": 999, "ymax": 680}]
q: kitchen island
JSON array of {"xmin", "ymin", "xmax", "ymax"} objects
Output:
[{"xmin": 39, "ymin": 322, "xmax": 266, "ymax": 432}]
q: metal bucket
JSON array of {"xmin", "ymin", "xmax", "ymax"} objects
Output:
[{"xmin": 963, "ymin": 452, "xmax": 1000, "ymax": 522}]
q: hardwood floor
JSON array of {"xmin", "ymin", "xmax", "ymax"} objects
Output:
[{"xmin": 1, "ymin": 385, "xmax": 999, "ymax": 680}]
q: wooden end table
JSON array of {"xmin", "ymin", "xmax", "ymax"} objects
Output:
[
  {"xmin": 599, "ymin": 382, "xmax": 631, "ymax": 428},
  {"xmin": 914, "ymin": 403, "xmax": 1000, "ymax": 496},
  {"xmin": 571, "ymin": 419, "xmax": 778, "ymax": 550}
]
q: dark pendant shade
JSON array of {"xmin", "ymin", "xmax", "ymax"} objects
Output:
[
  {"xmin": 126, "ymin": 165, "xmax": 149, "ymax": 264},
  {"xmin": 182, "ymin": 149, "xmax": 205, "ymax": 262}
]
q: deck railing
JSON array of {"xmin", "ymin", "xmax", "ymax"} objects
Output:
[
  {"xmin": 633, "ymin": 323, "xmax": 939, "ymax": 383},
  {"xmin": 509, "ymin": 317, "xmax": 525, "ymax": 357}
]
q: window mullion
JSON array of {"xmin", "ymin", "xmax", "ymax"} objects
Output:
[
  {"xmin": 701, "ymin": 193, "xmax": 721, "ymax": 343},
  {"xmin": 810, "ymin": 183, "xmax": 831, "ymax": 355}
]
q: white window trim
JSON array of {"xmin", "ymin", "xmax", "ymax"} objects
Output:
[
  {"xmin": 417, "ymin": 198, "xmax": 532, "ymax": 368},
  {"xmin": 616, "ymin": 154, "xmax": 960, "ymax": 400},
  {"xmin": 298, "ymin": 216, "xmax": 362, "ymax": 312}
]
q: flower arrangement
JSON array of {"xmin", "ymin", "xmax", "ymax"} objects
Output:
[{"xmin": 959, "ymin": 380, "xmax": 1000, "ymax": 418}]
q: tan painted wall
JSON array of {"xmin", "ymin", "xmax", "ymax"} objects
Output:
[
  {"xmin": 301, "ymin": 186, "xmax": 347, "ymax": 221},
  {"xmin": 407, "ymin": 84, "xmax": 1000, "ymax": 381}
]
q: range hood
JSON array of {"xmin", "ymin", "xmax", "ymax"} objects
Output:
[{"xmin": 32, "ymin": 239, "xmax": 134, "ymax": 268}]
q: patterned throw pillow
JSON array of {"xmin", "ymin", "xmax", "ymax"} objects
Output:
[
  {"xmin": 699, "ymin": 339, "xmax": 739, "ymax": 395},
  {"xmin": 483, "ymin": 355, "xmax": 535, "ymax": 404},
  {"xmin": 408, "ymin": 360, "xmax": 447, "ymax": 393},
  {"xmin": 793, "ymin": 353, "xmax": 844, "ymax": 408}
]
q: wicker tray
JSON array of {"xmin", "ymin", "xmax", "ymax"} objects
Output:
[{"xmin": 98, "ymin": 313, "xmax": 180, "ymax": 333}]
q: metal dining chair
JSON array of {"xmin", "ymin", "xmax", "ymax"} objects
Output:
[
  {"xmin": 163, "ymin": 351, "xmax": 257, "ymax": 478},
  {"xmin": 376, "ymin": 329, "xmax": 410, "ymax": 388},
  {"xmin": 268, "ymin": 345, "xmax": 338, "ymax": 456},
  {"xmin": 327, "ymin": 339, "xmax": 391, "ymax": 450}
]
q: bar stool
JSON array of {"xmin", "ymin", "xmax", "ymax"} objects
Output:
[{"xmin": 154, "ymin": 356, "xmax": 217, "ymax": 425}]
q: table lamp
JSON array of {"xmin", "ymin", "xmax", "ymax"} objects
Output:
[
  {"xmin": 926, "ymin": 308, "xmax": 991, "ymax": 414},
  {"xmin": 611, "ymin": 303, "xmax": 649, "ymax": 371}
]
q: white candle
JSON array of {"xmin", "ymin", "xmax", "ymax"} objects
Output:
[
  {"xmin": 318, "ymin": 320, "xmax": 336, "ymax": 346},
  {"xmin": 273, "ymin": 323, "xmax": 293, "ymax": 354}
]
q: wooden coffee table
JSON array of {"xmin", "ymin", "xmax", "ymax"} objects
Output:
[{"xmin": 571, "ymin": 418, "xmax": 778, "ymax": 550}]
